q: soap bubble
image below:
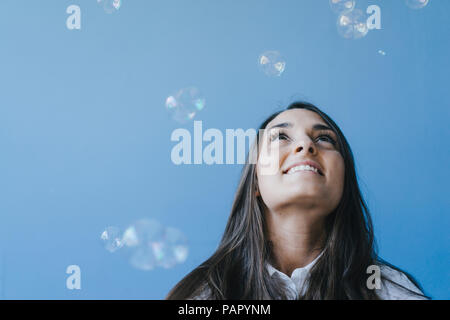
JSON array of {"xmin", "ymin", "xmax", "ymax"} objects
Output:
[
  {"xmin": 122, "ymin": 219, "xmax": 164, "ymax": 248},
  {"xmin": 129, "ymin": 246, "xmax": 158, "ymax": 271},
  {"xmin": 100, "ymin": 226, "xmax": 124, "ymax": 253},
  {"xmin": 153, "ymin": 227, "xmax": 189, "ymax": 269},
  {"xmin": 97, "ymin": 0, "xmax": 121, "ymax": 14},
  {"xmin": 165, "ymin": 87, "xmax": 205, "ymax": 123},
  {"xmin": 122, "ymin": 219, "xmax": 189, "ymax": 271},
  {"xmin": 329, "ymin": 0, "xmax": 355, "ymax": 14},
  {"xmin": 258, "ymin": 51, "xmax": 286, "ymax": 77},
  {"xmin": 337, "ymin": 9, "xmax": 369, "ymax": 39},
  {"xmin": 378, "ymin": 50, "xmax": 386, "ymax": 56},
  {"xmin": 122, "ymin": 219, "xmax": 164, "ymax": 270},
  {"xmin": 405, "ymin": 0, "xmax": 429, "ymax": 9}
]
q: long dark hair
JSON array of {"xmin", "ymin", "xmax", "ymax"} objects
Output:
[{"xmin": 166, "ymin": 101, "xmax": 428, "ymax": 299}]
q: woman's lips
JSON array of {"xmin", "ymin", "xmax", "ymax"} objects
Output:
[
  {"xmin": 283, "ymin": 161, "xmax": 324, "ymax": 176},
  {"xmin": 285, "ymin": 168, "xmax": 322, "ymax": 176}
]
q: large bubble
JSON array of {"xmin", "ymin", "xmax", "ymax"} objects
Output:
[
  {"xmin": 405, "ymin": 0, "xmax": 429, "ymax": 9},
  {"xmin": 329, "ymin": 0, "xmax": 355, "ymax": 14},
  {"xmin": 165, "ymin": 87, "xmax": 206, "ymax": 124},
  {"xmin": 258, "ymin": 51, "xmax": 286, "ymax": 77},
  {"xmin": 337, "ymin": 9, "xmax": 369, "ymax": 39},
  {"xmin": 153, "ymin": 226, "xmax": 189, "ymax": 269}
]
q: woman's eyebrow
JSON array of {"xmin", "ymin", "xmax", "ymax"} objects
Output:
[
  {"xmin": 268, "ymin": 122, "xmax": 333, "ymax": 132},
  {"xmin": 312, "ymin": 123, "xmax": 333, "ymax": 132},
  {"xmin": 267, "ymin": 122, "xmax": 293, "ymax": 130}
]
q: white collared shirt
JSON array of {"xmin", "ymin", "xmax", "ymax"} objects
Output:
[
  {"xmin": 265, "ymin": 250, "xmax": 324, "ymax": 299},
  {"xmin": 266, "ymin": 251, "xmax": 427, "ymax": 300},
  {"xmin": 192, "ymin": 252, "xmax": 428, "ymax": 300}
]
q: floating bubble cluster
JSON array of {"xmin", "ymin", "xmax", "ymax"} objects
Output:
[
  {"xmin": 165, "ymin": 87, "xmax": 205, "ymax": 123},
  {"xmin": 378, "ymin": 50, "xmax": 386, "ymax": 56},
  {"xmin": 100, "ymin": 226, "xmax": 124, "ymax": 253},
  {"xmin": 258, "ymin": 51, "xmax": 286, "ymax": 77},
  {"xmin": 405, "ymin": 0, "xmax": 429, "ymax": 9},
  {"xmin": 337, "ymin": 9, "xmax": 369, "ymax": 39},
  {"xmin": 329, "ymin": 0, "xmax": 355, "ymax": 14},
  {"xmin": 101, "ymin": 219, "xmax": 189, "ymax": 271},
  {"xmin": 97, "ymin": 0, "xmax": 121, "ymax": 14}
]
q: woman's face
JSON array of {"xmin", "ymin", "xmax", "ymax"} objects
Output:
[{"xmin": 256, "ymin": 109, "xmax": 345, "ymax": 217}]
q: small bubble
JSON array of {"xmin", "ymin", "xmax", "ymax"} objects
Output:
[
  {"xmin": 337, "ymin": 9, "xmax": 369, "ymax": 40},
  {"xmin": 405, "ymin": 0, "xmax": 429, "ymax": 9},
  {"xmin": 165, "ymin": 87, "xmax": 205, "ymax": 124},
  {"xmin": 258, "ymin": 51, "xmax": 286, "ymax": 77},
  {"xmin": 97, "ymin": 0, "xmax": 121, "ymax": 14},
  {"xmin": 100, "ymin": 226, "xmax": 124, "ymax": 253},
  {"xmin": 378, "ymin": 50, "xmax": 386, "ymax": 56},
  {"xmin": 329, "ymin": 0, "xmax": 355, "ymax": 14}
]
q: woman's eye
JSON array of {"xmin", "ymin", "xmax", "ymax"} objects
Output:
[
  {"xmin": 270, "ymin": 132, "xmax": 288, "ymax": 141},
  {"xmin": 317, "ymin": 134, "xmax": 336, "ymax": 145}
]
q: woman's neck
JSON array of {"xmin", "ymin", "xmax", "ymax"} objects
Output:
[{"xmin": 266, "ymin": 209, "xmax": 326, "ymax": 277}]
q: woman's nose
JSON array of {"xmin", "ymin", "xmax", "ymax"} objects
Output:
[{"xmin": 293, "ymin": 139, "xmax": 316, "ymax": 155}]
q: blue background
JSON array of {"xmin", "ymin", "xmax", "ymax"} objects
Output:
[{"xmin": 0, "ymin": 0, "xmax": 448, "ymax": 299}]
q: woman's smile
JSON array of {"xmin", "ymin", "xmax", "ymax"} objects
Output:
[
  {"xmin": 285, "ymin": 166, "xmax": 322, "ymax": 176},
  {"xmin": 283, "ymin": 160, "xmax": 324, "ymax": 176}
]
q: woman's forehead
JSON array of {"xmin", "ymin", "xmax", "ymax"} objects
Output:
[{"xmin": 266, "ymin": 108, "xmax": 325, "ymax": 129}]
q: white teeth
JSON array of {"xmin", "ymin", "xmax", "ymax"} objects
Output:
[{"xmin": 287, "ymin": 165, "xmax": 318, "ymax": 174}]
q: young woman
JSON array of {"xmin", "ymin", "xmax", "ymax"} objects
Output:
[{"xmin": 166, "ymin": 101, "xmax": 429, "ymax": 300}]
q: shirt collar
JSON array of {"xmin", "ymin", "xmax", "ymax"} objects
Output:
[{"xmin": 266, "ymin": 250, "xmax": 324, "ymax": 278}]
